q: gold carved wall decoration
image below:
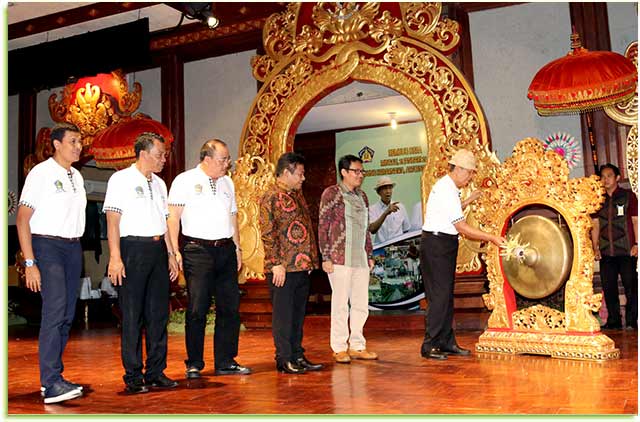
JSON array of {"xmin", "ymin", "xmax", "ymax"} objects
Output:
[
  {"xmin": 604, "ymin": 41, "xmax": 638, "ymax": 194},
  {"xmin": 47, "ymin": 69, "xmax": 142, "ymax": 149},
  {"xmin": 66, "ymin": 83, "xmax": 114, "ymax": 146},
  {"xmin": 234, "ymin": 2, "xmax": 497, "ymax": 281},
  {"xmin": 474, "ymin": 138, "xmax": 619, "ymax": 361}
]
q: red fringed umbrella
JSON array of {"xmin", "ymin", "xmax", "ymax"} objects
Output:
[
  {"xmin": 528, "ymin": 32, "xmax": 637, "ymax": 116},
  {"xmin": 89, "ymin": 117, "xmax": 174, "ymax": 169}
]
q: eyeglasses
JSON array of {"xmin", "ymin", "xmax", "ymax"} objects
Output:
[
  {"xmin": 346, "ymin": 168, "xmax": 366, "ymax": 175},
  {"xmin": 213, "ymin": 156, "xmax": 232, "ymax": 164}
]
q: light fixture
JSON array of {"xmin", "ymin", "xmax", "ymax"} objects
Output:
[
  {"xmin": 181, "ymin": 3, "xmax": 219, "ymax": 30},
  {"xmin": 388, "ymin": 112, "xmax": 398, "ymax": 130}
]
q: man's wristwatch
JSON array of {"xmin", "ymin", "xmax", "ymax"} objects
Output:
[{"xmin": 24, "ymin": 259, "xmax": 37, "ymax": 267}]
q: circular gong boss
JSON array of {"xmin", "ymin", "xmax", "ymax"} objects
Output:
[{"xmin": 502, "ymin": 215, "xmax": 573, "ymax": 299}]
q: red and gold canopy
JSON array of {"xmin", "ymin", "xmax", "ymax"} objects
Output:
[
  {"xmin": 89, "ymin": 117, "xmax": 174, "ymax": 169},
  {"xmin": 528, "ymin": 32, "xmax": 637, "ymax": 115}
]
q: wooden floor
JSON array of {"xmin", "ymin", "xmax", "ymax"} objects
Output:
[{"xmin": 6, "ymin": 315, "xmax": 638, "ymax": 415}]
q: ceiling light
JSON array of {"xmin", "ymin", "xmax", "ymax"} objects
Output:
[
  {"xmin": 388, "ymin": 112, "xmax": 398, "ymax": 130},
  {"xmin": 205, "ymin": 15, "xmax": 219, "ymax": 29},
  {"xmin": 182, "ymin": 3, "xmax": 219, "ymax": 30}
]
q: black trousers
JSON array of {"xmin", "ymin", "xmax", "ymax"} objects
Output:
[
  {"xmin": 600, "ymin": 255, "xmax": 638, "ymax": 327},
  {"xmin": 182, "ymin": 242, "xmax": 240, "ymax": 370},
  {"xmin": 420, "ymin": 231, "xmax": 459, "ymax": 352},
  {"xmin": 118, "ymin": 238, "xmax": 170, "ymax": 384},
  {"xmin": 267, "ymin": 271, "xmax": 310, "ymax": 365}
]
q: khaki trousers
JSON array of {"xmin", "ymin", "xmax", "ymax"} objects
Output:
[{"xmin": 328, "ymin": 264, "xmax": 370, "ymax": 353}]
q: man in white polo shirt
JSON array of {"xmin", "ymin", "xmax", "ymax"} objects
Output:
[
  {"xmin": 167, "ymin": 139, "xmax": 251, "ymax": 379},
  {"xmin": 368, "ymin": 176, "xmax": 411, "ymax": 245},
  {"xmin": 104, "ymin": 132, "xmax": 179, "ymax": 394},
  {"xmin": 16, "ymin": 123, "xmax": 86, "ymax": 404},
  {"xmin": 420, "ymin": 149, "xmax": 505, "ymax": 360}
]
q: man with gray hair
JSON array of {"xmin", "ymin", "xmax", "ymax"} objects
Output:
[
  {"xmin": 104, "ymin": 132, "xmax": 180, "ymax": 393},
  {"xmin": 167, "ymin": 139, "xmax": 251, "ymax": 379},
  {"xmin": 420, "ymin": 149, "xmax": 505, "ymax": 360}
]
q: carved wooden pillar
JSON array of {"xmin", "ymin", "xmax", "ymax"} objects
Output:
[
  {"xmin": 570, "ymin": 3, "xmax": 628, "ymax": 178},
  {"xmin": 18, "ymin": 91, "xmax": 37, "ymax": 191},
  {"xmin": 158, "ymin": 53, "xmax": 186, "ymax": 184}
]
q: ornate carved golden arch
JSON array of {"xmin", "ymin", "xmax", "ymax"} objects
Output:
[{"xmin": 233, "ymin": 2, "xmax": 499, "ymax": 280}]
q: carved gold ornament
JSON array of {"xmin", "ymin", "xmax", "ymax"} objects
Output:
[
  {"xmin": 474, "ymin": 138, "xmax": 619, "ymax": 361},
  {"xmin": 604, "ymin": 41, "xmax": 638, "ymax": 194},
  {"xmin": 234, "ymin": 2, "xmax": 496, "ymax": 281},
  {"xmin": 48, "ymin": 69, "xmax": 142, "ymax": 149}
]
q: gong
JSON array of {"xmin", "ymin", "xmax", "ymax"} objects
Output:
[{"xmin": 501, "ymin": 215, "xmax": 573, "ymax": 299}]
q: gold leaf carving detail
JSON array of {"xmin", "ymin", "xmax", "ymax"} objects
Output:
[
  {"xmin": 627, "ymin": 125, "xmax": 638, "ymax": 194},
  {"xmin": 512, "ymin": 305, "xmax": 565, "ymax": 332},
  {"xmin": 67, "ymin": 84, "xmax": 113, "ymax": 144},
  {"xmin": 231, "ymin": 154, "xmax": 276, "ymax": 282},
  {"xmin": 312, "ymin": 2, "xmax": 380, "ymax": 44},
  {"xmin": 399, "ymin": 3, "xmax": 460, "ymax": 52}
]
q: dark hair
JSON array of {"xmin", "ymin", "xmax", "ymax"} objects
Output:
[
  {"xmin": 337, "ymin": 154, "xmax": 363, "ymax": 180},
  {"xmin": 50, "ymin": 123, "xmax": 80, "ymax": 149},
  {"xmin": 134, "ymin": 132, "xmax": 165, "ymax": 159},
  {"xmin": 276, "ymin": 152, "xmax": 305, "ymax": 177},
  {"xmin": 598, "ymin": 163, "xmax": 621, "ymax": 177},
  {"xmin": 199, "ymin": 139, "xmax": 227, "ymax": 161}
]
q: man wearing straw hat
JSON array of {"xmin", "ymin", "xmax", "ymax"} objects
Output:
[
  {"xmin": 420, "ymin": 149, "xmax": 505, "ymax": 360},
  {"xmin": 368, "ymin": 176, "xmax": 411, "ymax": 245}
]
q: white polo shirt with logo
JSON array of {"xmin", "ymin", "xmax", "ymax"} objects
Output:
[
  {"xmin": 422, "ymin": 174, "xmax": 464, "ymax": 235},
  {"xmin": 103, "ymin": 164, "xmax": 169, "ymax": 237},
  {"xmin": 19, "ymin": 157, "xmax": 87, "ymax": 238},
  {"xmin": 168, "ymin": 165, "xmax": 237, "ymax": 240}
]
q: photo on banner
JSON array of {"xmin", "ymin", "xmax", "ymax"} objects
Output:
[{"xmin": 335, "ymin": 121, "xmax": 428, "ymax": 310}]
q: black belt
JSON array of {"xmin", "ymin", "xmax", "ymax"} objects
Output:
[
  {"xmin": 184, "ymin": 236, "xmax": 234, "ymax": 247},
  {"xmin": 123, "ymin": 235, "xmax": 164, "ymax": 242},
  {"xmin": 423, "ymin": 231, "xmax": 458, "ymax": 239},
  {"xmin": 33, "ymin": 234, "xmax": 80, "ymax": 242}
]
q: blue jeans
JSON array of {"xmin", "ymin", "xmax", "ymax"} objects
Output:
[{"xmin": 32, "ymin": 236, "xmax": 82, "ymax": 388}]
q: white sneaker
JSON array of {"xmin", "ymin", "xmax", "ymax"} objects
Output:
[
  {"xmin": 41, "ymin": 379, "xmax": 82, "ymax": 397},
  {"xmin": 43, "ymin": 382, "xmax": 82, "ymax": 404}
]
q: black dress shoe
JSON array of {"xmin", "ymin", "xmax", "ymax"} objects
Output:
[
  {"xmin": 421, "ymin": 347, "xmax": 447, "ymax": 360},
  {"xmin": 214, "ymin": 362, "xmax": 252, "ymax": 376},
  {"xmin": 601, "ymin": 322, "xmax": 622, "ymax": 330},
  {"xmin": 277, "ymin": 361, "xmax": 306, "ymax": 374},
  {"xmin": 295, "ymin": 356, "xmax": 323, "ymax": 371},
  {"xmin": 125, "ymin": 379, "xmax": 149, "ymax": 394},
  {"xmin": 146, "ymin": 374, "xmax": 178, "ymax": 389},
  {"xmin": 441, "ymin": 345, "xmax": 471, "ymax": 356},
  {"xmin": 185, "ymin": 367, "xmax": 201, "ymax": 379}
]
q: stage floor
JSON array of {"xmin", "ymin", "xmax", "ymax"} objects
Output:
[{"xmin": 7, "ymin": 316, "xmax": 638, "ymax": 415}]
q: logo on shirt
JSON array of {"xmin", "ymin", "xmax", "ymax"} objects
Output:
[
  {"xmin": 223, "ymin": 191, "xmax": 231, "ymax": 199},
  {"xmin": 194, "ymin": 184, "xmax": 203, "ymax": 195},
  {"xmin": 358, "ymin": 146, "xmax": 374, "ymax": 163},
  {"xmin": 135, "ymin": 186, "xmax": 144, "ymax": 198},
  {"xmin": 54, "ymin": 180, "xmax": 64, "ymax": 192}
]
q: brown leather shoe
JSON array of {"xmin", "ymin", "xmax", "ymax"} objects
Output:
[
  {"xmin": 333, "ymin": 351, "xmax": 351, "ymax": 363},
  {"xmin": 348, "ymin": 349, "xmax": 378, "ymax": 360}
]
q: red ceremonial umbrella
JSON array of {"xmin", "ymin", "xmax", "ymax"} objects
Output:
[
  {"xmin": 528, "ymin": 31, "xmax": 637, "ymax": 116},
  {"xmin": 89, "ymin": 117, "xmax": 174, "ymax": 169}
]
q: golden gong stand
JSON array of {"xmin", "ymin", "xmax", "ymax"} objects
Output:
[{"xmin": 474, "ymin": 138, "xmax": 620, "ymax": 361}]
